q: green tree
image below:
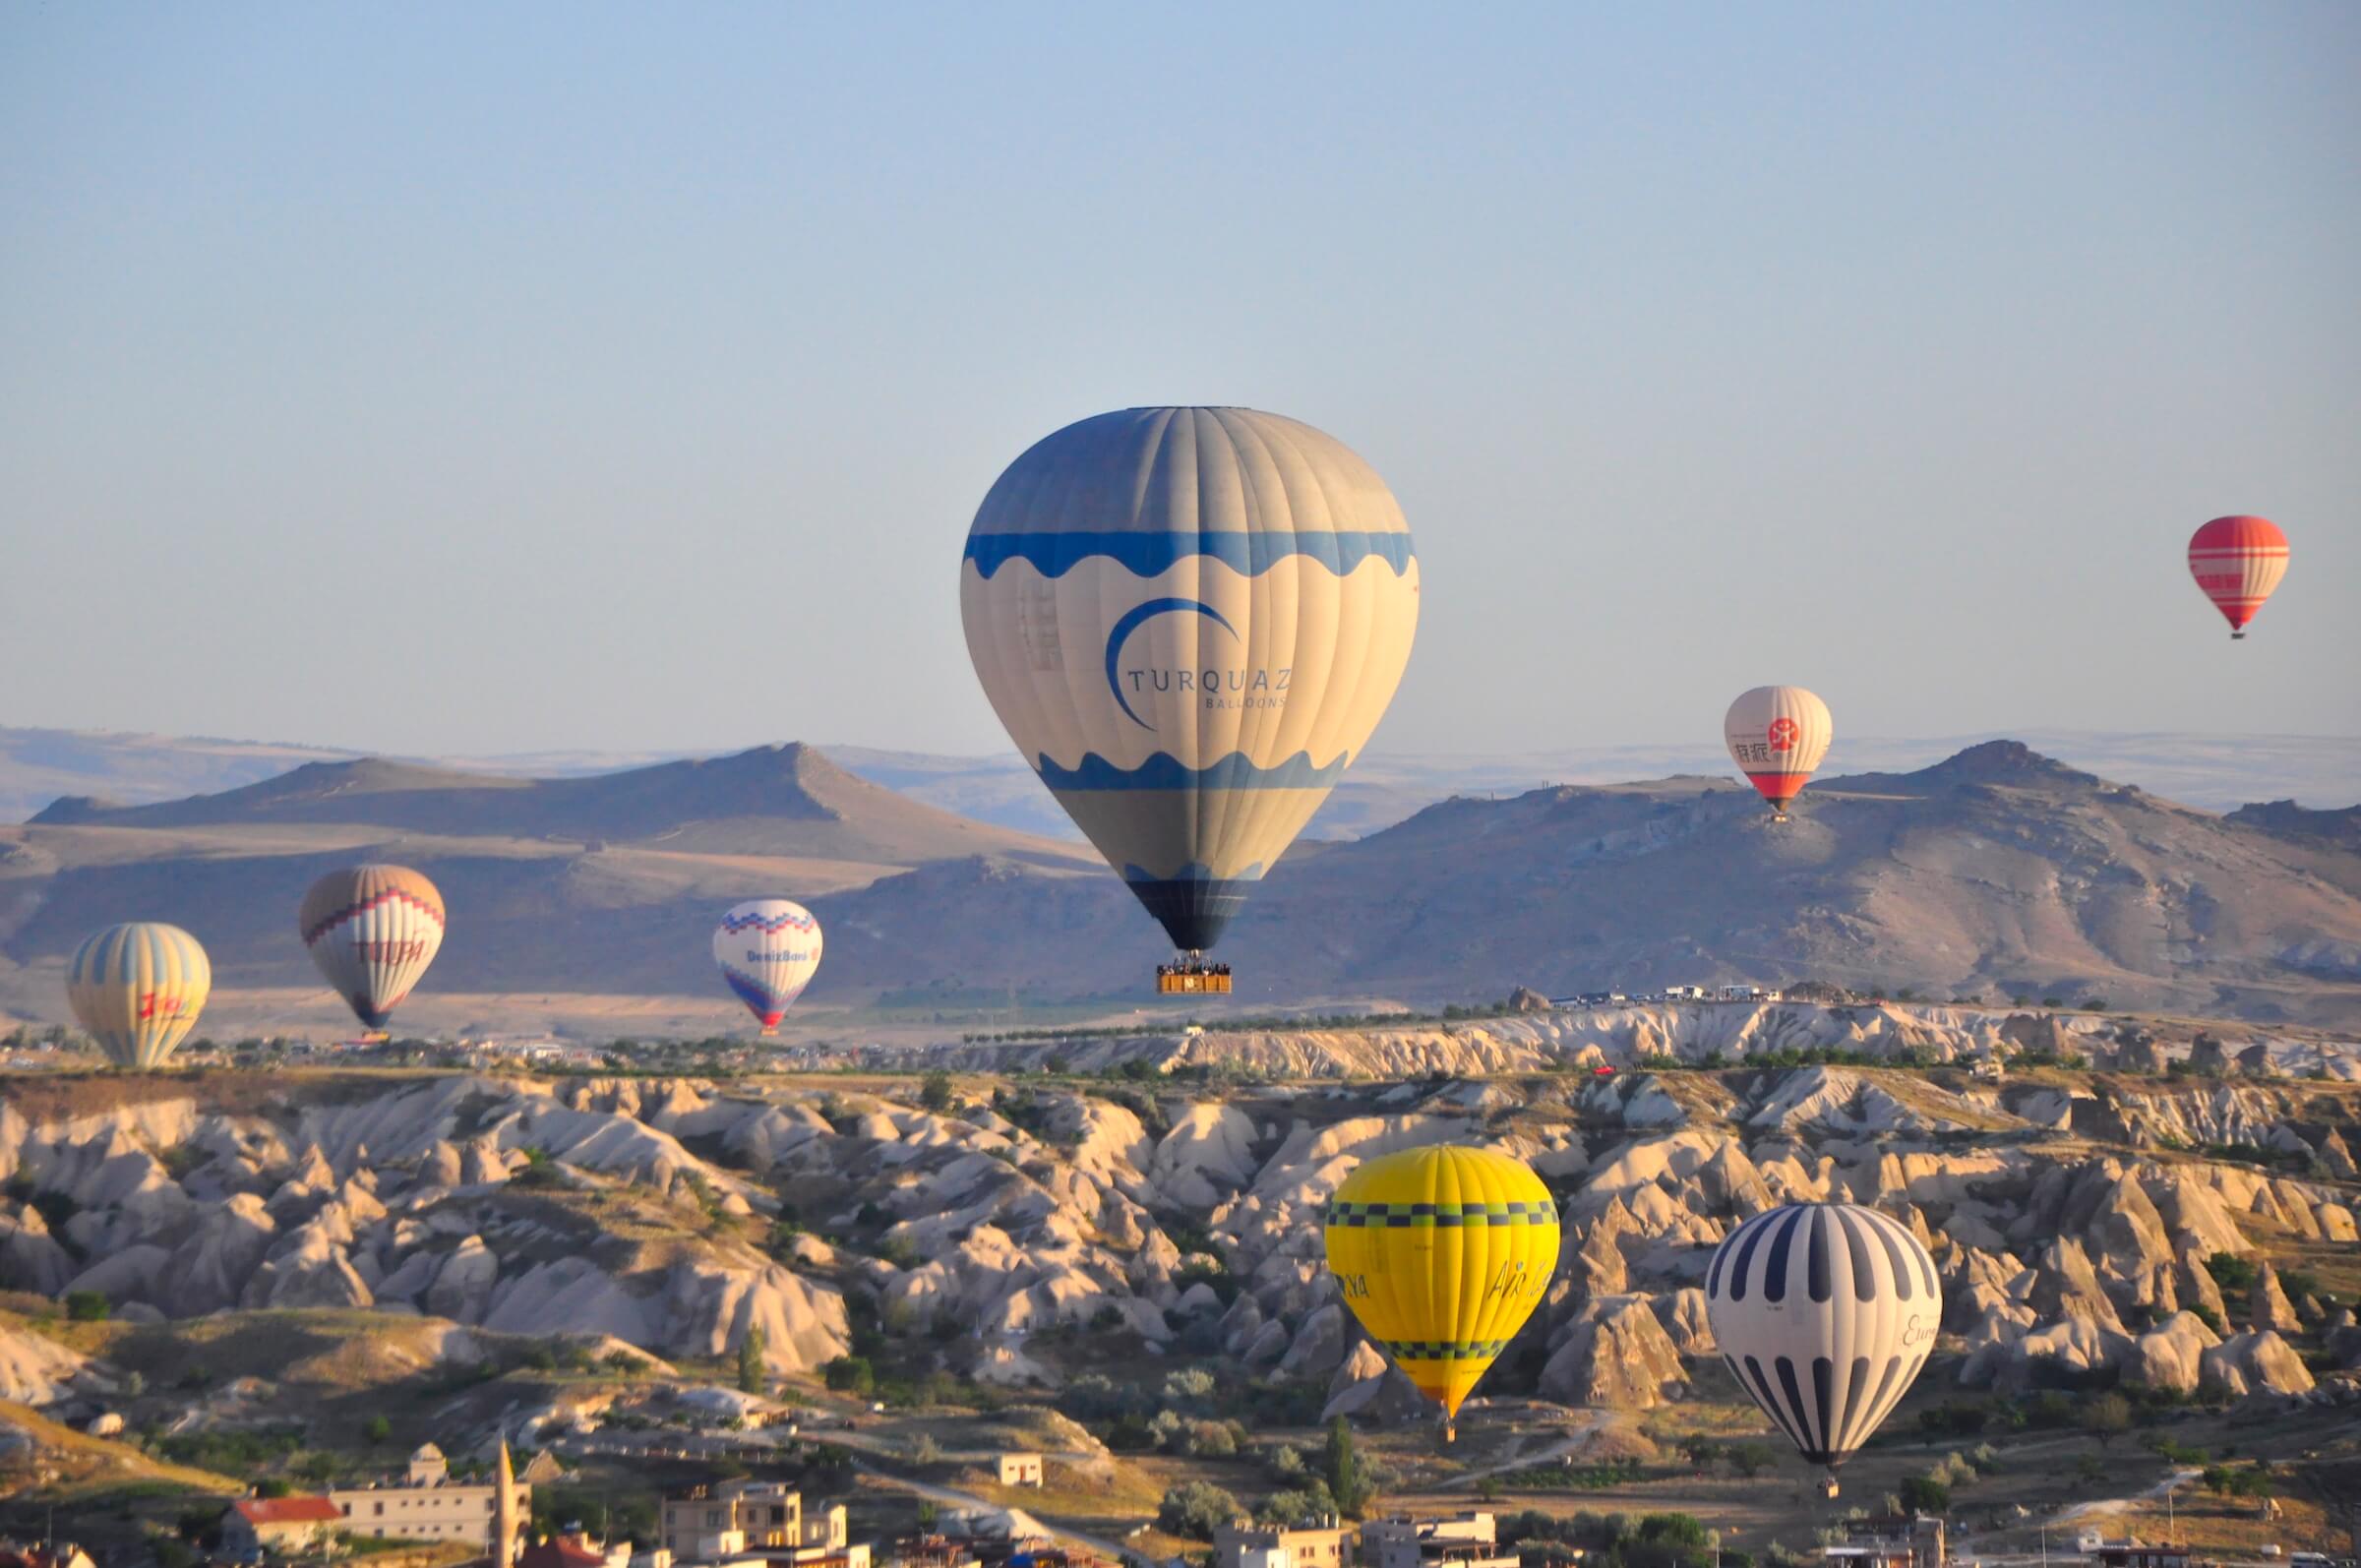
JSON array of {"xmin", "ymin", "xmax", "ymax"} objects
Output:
[
  {"xmin": 1897, "ymin": 1476, "xmax": 1950, "ymax": 1515},
  {"xmin": 822, "ymin": 1356, "xmax": 875, "ymax": 1395},
  {"xmin": 1324, "ymin": 1416, "xmax": 1371, "ymax": 1516},
  {"xmin": 737, "ymin": 1326, "xmax": 768, "ymax": 1394},
  {"xmin": 2085, "ymin": 1392, "xmax": 2132, "ymax": 1446},
  {"xmin": 1158, "ymin": 1480, "xmax": 1244, "ymax": 1539},
  {"xmin": 1728, "ymin": 1441, "xmax": 1777, "ymax": 1478},
  {"xmin": 920, "ymin": 1071, "xmax": 955, "ymax": 1113},
  {"xmin": 363, "ymin": 1415, "xmax": 392, "ymax": 1445},
  {"xmin": 64, "ymin": 1290, "xmax": 109, "ymax": 1322}
]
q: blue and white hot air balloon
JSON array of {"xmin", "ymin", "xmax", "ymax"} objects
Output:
[
  {"xmin": 712, "ymin": 900, "xmax": 822, "ymax": 1036},
  {"xmin": 960, "ymin": 408, "xmax": 1421, "ymax": 973}
]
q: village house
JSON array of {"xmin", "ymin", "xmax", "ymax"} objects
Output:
[
  {"xmin": 1360, "ymin": 1515, "xmax": 1518, "ymax": 1568},
  {"xmin": 328, "ymin": 1442, "xmax": 533, "ymax": 1549},
  {"xmin": 1214, "ymin": 1522, "xmax": 1350, "ymax": 1568},
  {"xmin": 994, "ymin": 1454, "xmax": 1044, "ymax": 1488},
  {"xmin": 221, "ymin": 1496, "xmax": 345, "ymax": 1560}
]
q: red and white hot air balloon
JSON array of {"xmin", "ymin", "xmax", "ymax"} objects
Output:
[
  {"xmin": 1725, "ymin": 686, "xmax": 1833, "ymax": 819},
  {"xmin": 2187, "ymin": 515, "xmax": 2289, "ymax": 639}
]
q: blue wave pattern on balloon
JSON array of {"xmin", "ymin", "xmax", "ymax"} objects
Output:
[
  {"xmin": 965, "ymin": 529, "xmax": 1415, "ymax": 580},
  {"xmin": 1035, "ymin": 751, "xmax": 1350, "ymax": 792},
  {"xmin": 1121, "ymin": 861, "xmax": 1267, "ymax": 885}
]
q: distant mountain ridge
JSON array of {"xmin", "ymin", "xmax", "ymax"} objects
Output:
[
  {"xmin": 6, "ymin": 724, "xmax": 2357, "ymax": 831},
  {"xmin": 3, "ymin": 737, "xmax": 2357, "ymax": 1033}
]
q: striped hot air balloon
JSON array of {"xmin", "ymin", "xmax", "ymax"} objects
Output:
[
  {"xmin": 1704, "ymin": 1202, "xmax": 1939, "ymax": 1491},
  {"xmin": 712, "ymin": 899, "xmax": 822, "ymax": 1035},
  {"xmin": 1322, "ymin": 1145, "xmax": 1561, "ymax": 1442},
  {"xmin": 66, "ymin": 922, "xmax": 212, "ymax": 1069},
  {"xmin": 300, "ymin": 866, "xmax": 446, "ymax": 1036},
  {"xmin": 961, "ymin": 407, "xmax": 1420, "ymax": 974},
  {"xmin": 1724, "ymin": 686, "xmax": 1833, "ymax": 819},
  {"xmin": 2187, "ymin": 515, "xmax": 2289, "ymax": 639}
]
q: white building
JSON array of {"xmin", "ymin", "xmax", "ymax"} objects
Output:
[{"xmin": 329, "ymin": 1443, "xmax": 532, "ymax": 1549}]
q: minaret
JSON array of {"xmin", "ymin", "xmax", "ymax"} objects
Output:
[{"xmin": 494, "ymin": 1437, "xmax": 517, "ymax": 1567}]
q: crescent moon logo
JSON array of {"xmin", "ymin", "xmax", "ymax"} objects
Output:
[{"xmin": 1104, "ymin": 597, "xmax": 1240, "ymax": 730}]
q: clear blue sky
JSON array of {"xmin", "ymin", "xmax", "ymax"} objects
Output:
[{"xmin": 3, "ymin": 3, "xmax": 2354, "ymax": 758}]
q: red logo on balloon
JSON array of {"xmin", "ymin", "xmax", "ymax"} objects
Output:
[{"xmin": 1766, "ymin": 718, "xmax": 1799, "ymax": 753}]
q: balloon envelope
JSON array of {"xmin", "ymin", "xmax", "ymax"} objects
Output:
[
  {"xmin": 301, "ymin": 866, "xmax": 446, "ymax": 1032},
  {"xmin": 2188, "ymin": 515, "xmax": 2288, "ymax": 637},
  {"xmin": 1704, "ymin": 1202, "xmax": 1938, "ymax": 1469},
  {"xmin": 1323, "ymin": 1145, "xmax": 1560, "ymax": 1428},
  {"xmin": 713, "ymin": 899, "xmax": 822, "ymax": 1034},
  {"xmin": 961, "ymin": 406, "xmax": 1420, "ymax": 951},
  {"xmin": 1725, "ymin": 686, "xmax": 1833, "ymax": 814},
  {"xmin": 67, "ymin": 922, "xmax": 212, "ymax": 1069}
]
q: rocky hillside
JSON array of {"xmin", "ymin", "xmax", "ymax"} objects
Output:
[
  {"xmin": 840, "ymin": 999, "xmax": 2361, "ymax": 1082},
  {"xmin": 3, "ymin": 1060, "xmax": 2357, "ymax": 1442}
]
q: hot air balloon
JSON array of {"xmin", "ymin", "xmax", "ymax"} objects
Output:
[
  {"xmin": 2188, "ymin": 515, "xmax": 2289, "ymax": 639},
  {"xmin": 300, "ymin": 866, "xmax": 446, "ymax": 1039},
  {"xmin": 1725, "ymin": 686, "xmax": 1833, "ymax": 819},
  {"xmin": 961, "ymin": 407, "xmax": 1420, "ymax": 991},
  {"xmin": 1322, "ymin": 1145, "xmax": 1560, "ymax": 1442},
  {"xmin": 66, "ymin": 922, "xmax": 212, "ymax": 1069},
  {"xmin": 1704, "ymin": 1202, "xmax": 1938, "ymax": 1494},
  {"xmin": 712, "ymin": 899, "xmax": 822, "ymax": 1036}
]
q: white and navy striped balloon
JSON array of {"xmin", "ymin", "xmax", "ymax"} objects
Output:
[{"xmin": 1704, "ymin": 1202, "xmax": 1939, "ymax": 1469}]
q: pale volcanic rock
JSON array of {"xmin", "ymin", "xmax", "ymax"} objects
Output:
[
  {"xmin": 1147, "ymin": 1104, "xmax": 1260, "ymax": 1209},
  {"xmin": 1278, "ymin": 1301, "xmax": 1350, "ymax": 1377},
  {"xmin": 2249, "ymin": 1262, "xmax": 2301, "ymax": 1333},
  {"xmin": 2145, "ymin": 1169, "xmax": 2250, "ymax": 1257},
  {"xmin": 1964, "ymin": 1314, "xmax": 2129, "ymax": 1392},
  {"xmin": 1539, "ymin": 1296, "xmax": 1687, "ymax": 1408},
  {"xmin": 62, "ymin": 1243, "xmax": 174, "ymax": 1310},
  {"xmin": 2023, "ymin": 1237, "xmax": 2127, "ymax": 1332},
  {"xmin": 0, "ymin": 1323, "xmax": 91, "ymax": 1405},
  {"xmin": 2124, "ymin": 1310, "xmax": 2222, "ymax": 1394},
  {"xmin": 2201, "ymin": 1330, "xmax": 2316, "ymax": 1397},
  {"xmin": 1321, "ymin": 1337, "xmax": 1431, "ymax": 1423},
  {"xmin": 0, "ymin": 1202, "xmax": 77, "ymax": 1297},
  {"xmin": 1568, "ymin": 1221, "xmax": 1629, "ymax": 1296},
  {"xmin": 1653, "ymin": 1287, "xmax": 1715, "ymax": 1354},
  {"xmin": 164, "ymin": 1192, "xmax": 278, "ymax": 1316},
  {"xmin": 2320, "ymin": 1203, "xmax": 2359, "ymax": 1243},
  {"xmin": 2317, "ymin": 1127, "xmax": 2358, "ymax": 1179},
  {"xmin": 240, "ymin": 1216, "xmax": 374, "ymax": 1310},
  {"xmin": 724, "ymin": 1104, "xmax": 836, "ymax": 1173},
  {"xmin": 425, "ymin": 1236, "xmax": 501, "ymax": 1321}
]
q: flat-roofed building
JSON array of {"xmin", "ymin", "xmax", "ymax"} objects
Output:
[
  {"xmin": 1215, "ymin": 1522, "xmax": 1350, "ymax": 1568},
  {"xmin": 1360, "ymin": 1514, "xmax": 1517, "ymax": 1568},
  {"xmin": 995, "ymin": 1455, "xmax": 1044, "ymax": 1487}
]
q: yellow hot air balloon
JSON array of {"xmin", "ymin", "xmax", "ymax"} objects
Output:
[
  {"xmin": 65, "ymin": 922, "xmax": 212, "ymax": 1069},
  {"xmin": 1322, "ymin": 1145, "xmax": 1560, "ymax": 1440}
]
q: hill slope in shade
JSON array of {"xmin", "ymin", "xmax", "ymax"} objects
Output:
[
  {"xmin": 795, "ymin": 742, "xmax": 2361, "ymax": 1027},
  {"xmin": 2, "ymin": 741, "xmax": 2357, "ymax": 1032}
]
